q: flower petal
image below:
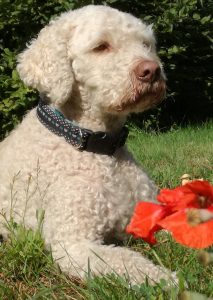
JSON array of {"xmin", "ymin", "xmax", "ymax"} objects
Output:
[
  {"xmin": 158, "ymin": 209, "xmax": 213, "ymax": 249},
  {"xmin": 157, "ymin": 180, "xmax": 213, "ymax": 211},
  {"xmin": 126, "ymin": 202, "xmax": 168, "ymax": 244},
  {"xmin": 157, "ymin": 186, "xmax": 196, "ymax": 208},
  {"xmin": 186, "ymin": 180, "xmax": 213, "ymax": 206}
]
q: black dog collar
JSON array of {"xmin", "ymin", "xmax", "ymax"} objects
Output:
[{"xmin": 36, "ymin": 100, "xmax": 129, "ymax": 156}]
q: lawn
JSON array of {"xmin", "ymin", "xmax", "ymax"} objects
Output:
[
  {"xmin": 128, "ymin": 121, "xmax": 213, "ymax": 188},
  {"xmin": 0, "ymin": 122, "xmax": 213, "ymax": 299}
]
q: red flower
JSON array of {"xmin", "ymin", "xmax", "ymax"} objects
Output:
[
  {"xmin": 158, "ymin": 206, "xmax": 213, "ymax": 249},
  {"xmin": 126, "ymin": 180, "xmax": 213, "ymax": 249},
  {"xmin": 157, "ymin": 180, "xmax": 213, "ymax": 211},
  {"xmin": 126, "ymin": 202, "xmax": 169, "ymax": 244}
]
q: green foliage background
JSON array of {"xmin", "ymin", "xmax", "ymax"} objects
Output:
[{"xmin": 0, "ymin": 0, "xmax": 212, "ymax": 139}]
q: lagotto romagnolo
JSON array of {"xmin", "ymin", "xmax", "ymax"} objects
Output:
[{"xmin": 0, "ymin": 5, "xmax": 177, "ymax": 285}]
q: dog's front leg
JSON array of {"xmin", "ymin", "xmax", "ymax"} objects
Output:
[{"xmin": 50, "ymin": 239, "xmax": 177, "ymax": 286}]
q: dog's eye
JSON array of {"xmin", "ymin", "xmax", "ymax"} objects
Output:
[
  {"xmin": 142, "ymin": 42, "xmax": 151, "ymax": 50},
  {"xmin": 93, "ymin": 42, "xmax": 110, "ymax": 52}
]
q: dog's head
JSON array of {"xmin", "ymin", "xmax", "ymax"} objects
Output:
[{"xmin": 17, "ymin": 5, "xmax": 166, "ymax": 118}]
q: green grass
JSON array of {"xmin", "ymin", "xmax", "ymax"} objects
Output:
[
  {"xmin": 128, "ymin": 122, "xmax": 213, "ymax": 188},
  {"xmin": 0, "ymin": 122, "xmax": 213, "ymax": 299}
]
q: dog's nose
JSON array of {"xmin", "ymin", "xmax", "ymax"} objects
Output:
[{"xmin": 134, "ymin": 60, "xmax": 161, "ymax": 82}]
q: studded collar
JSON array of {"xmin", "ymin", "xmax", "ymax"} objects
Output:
[{"xmin": 36, "ymin": 100, "xmax": 129, "ymax": 156}]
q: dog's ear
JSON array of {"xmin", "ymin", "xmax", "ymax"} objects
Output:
[{"xmin": 17, "ymin": 20, "xmax": 74, "ymax": 106}]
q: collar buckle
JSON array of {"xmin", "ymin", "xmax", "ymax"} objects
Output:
[{"xmin": 84, "ymin": 127, "xmax": 129, "ymax": 155}]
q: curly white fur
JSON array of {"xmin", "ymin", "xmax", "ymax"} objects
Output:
[{"xmin": 0, "ymin": 5, "xmax": 177, "ymax": 285}]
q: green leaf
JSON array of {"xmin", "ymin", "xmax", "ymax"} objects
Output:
[
  {"xmin": 201, "ymin": 15, "xmax": 211, "ymax": 24},
  {"xmin": 193, "ymin": 13, "xmax": 200, "ymax": 20}
]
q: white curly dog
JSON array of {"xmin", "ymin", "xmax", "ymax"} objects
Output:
[{"xmin": 0, "ymin": 5, "xmax": 176, "ymax": 285}]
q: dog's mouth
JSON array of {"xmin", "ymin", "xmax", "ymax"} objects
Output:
[{"xmin": 109, "ymin": 79, "xmax": 166, "ymax": 113}]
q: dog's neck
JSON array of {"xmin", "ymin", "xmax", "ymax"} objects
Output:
[
  {"xmin": 59, "ymin": 101, "xmax": 127, "ymax": 133},
  {"xmin": 37, "ymin": 99, "xmax": 129, "ymax": 155}
]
